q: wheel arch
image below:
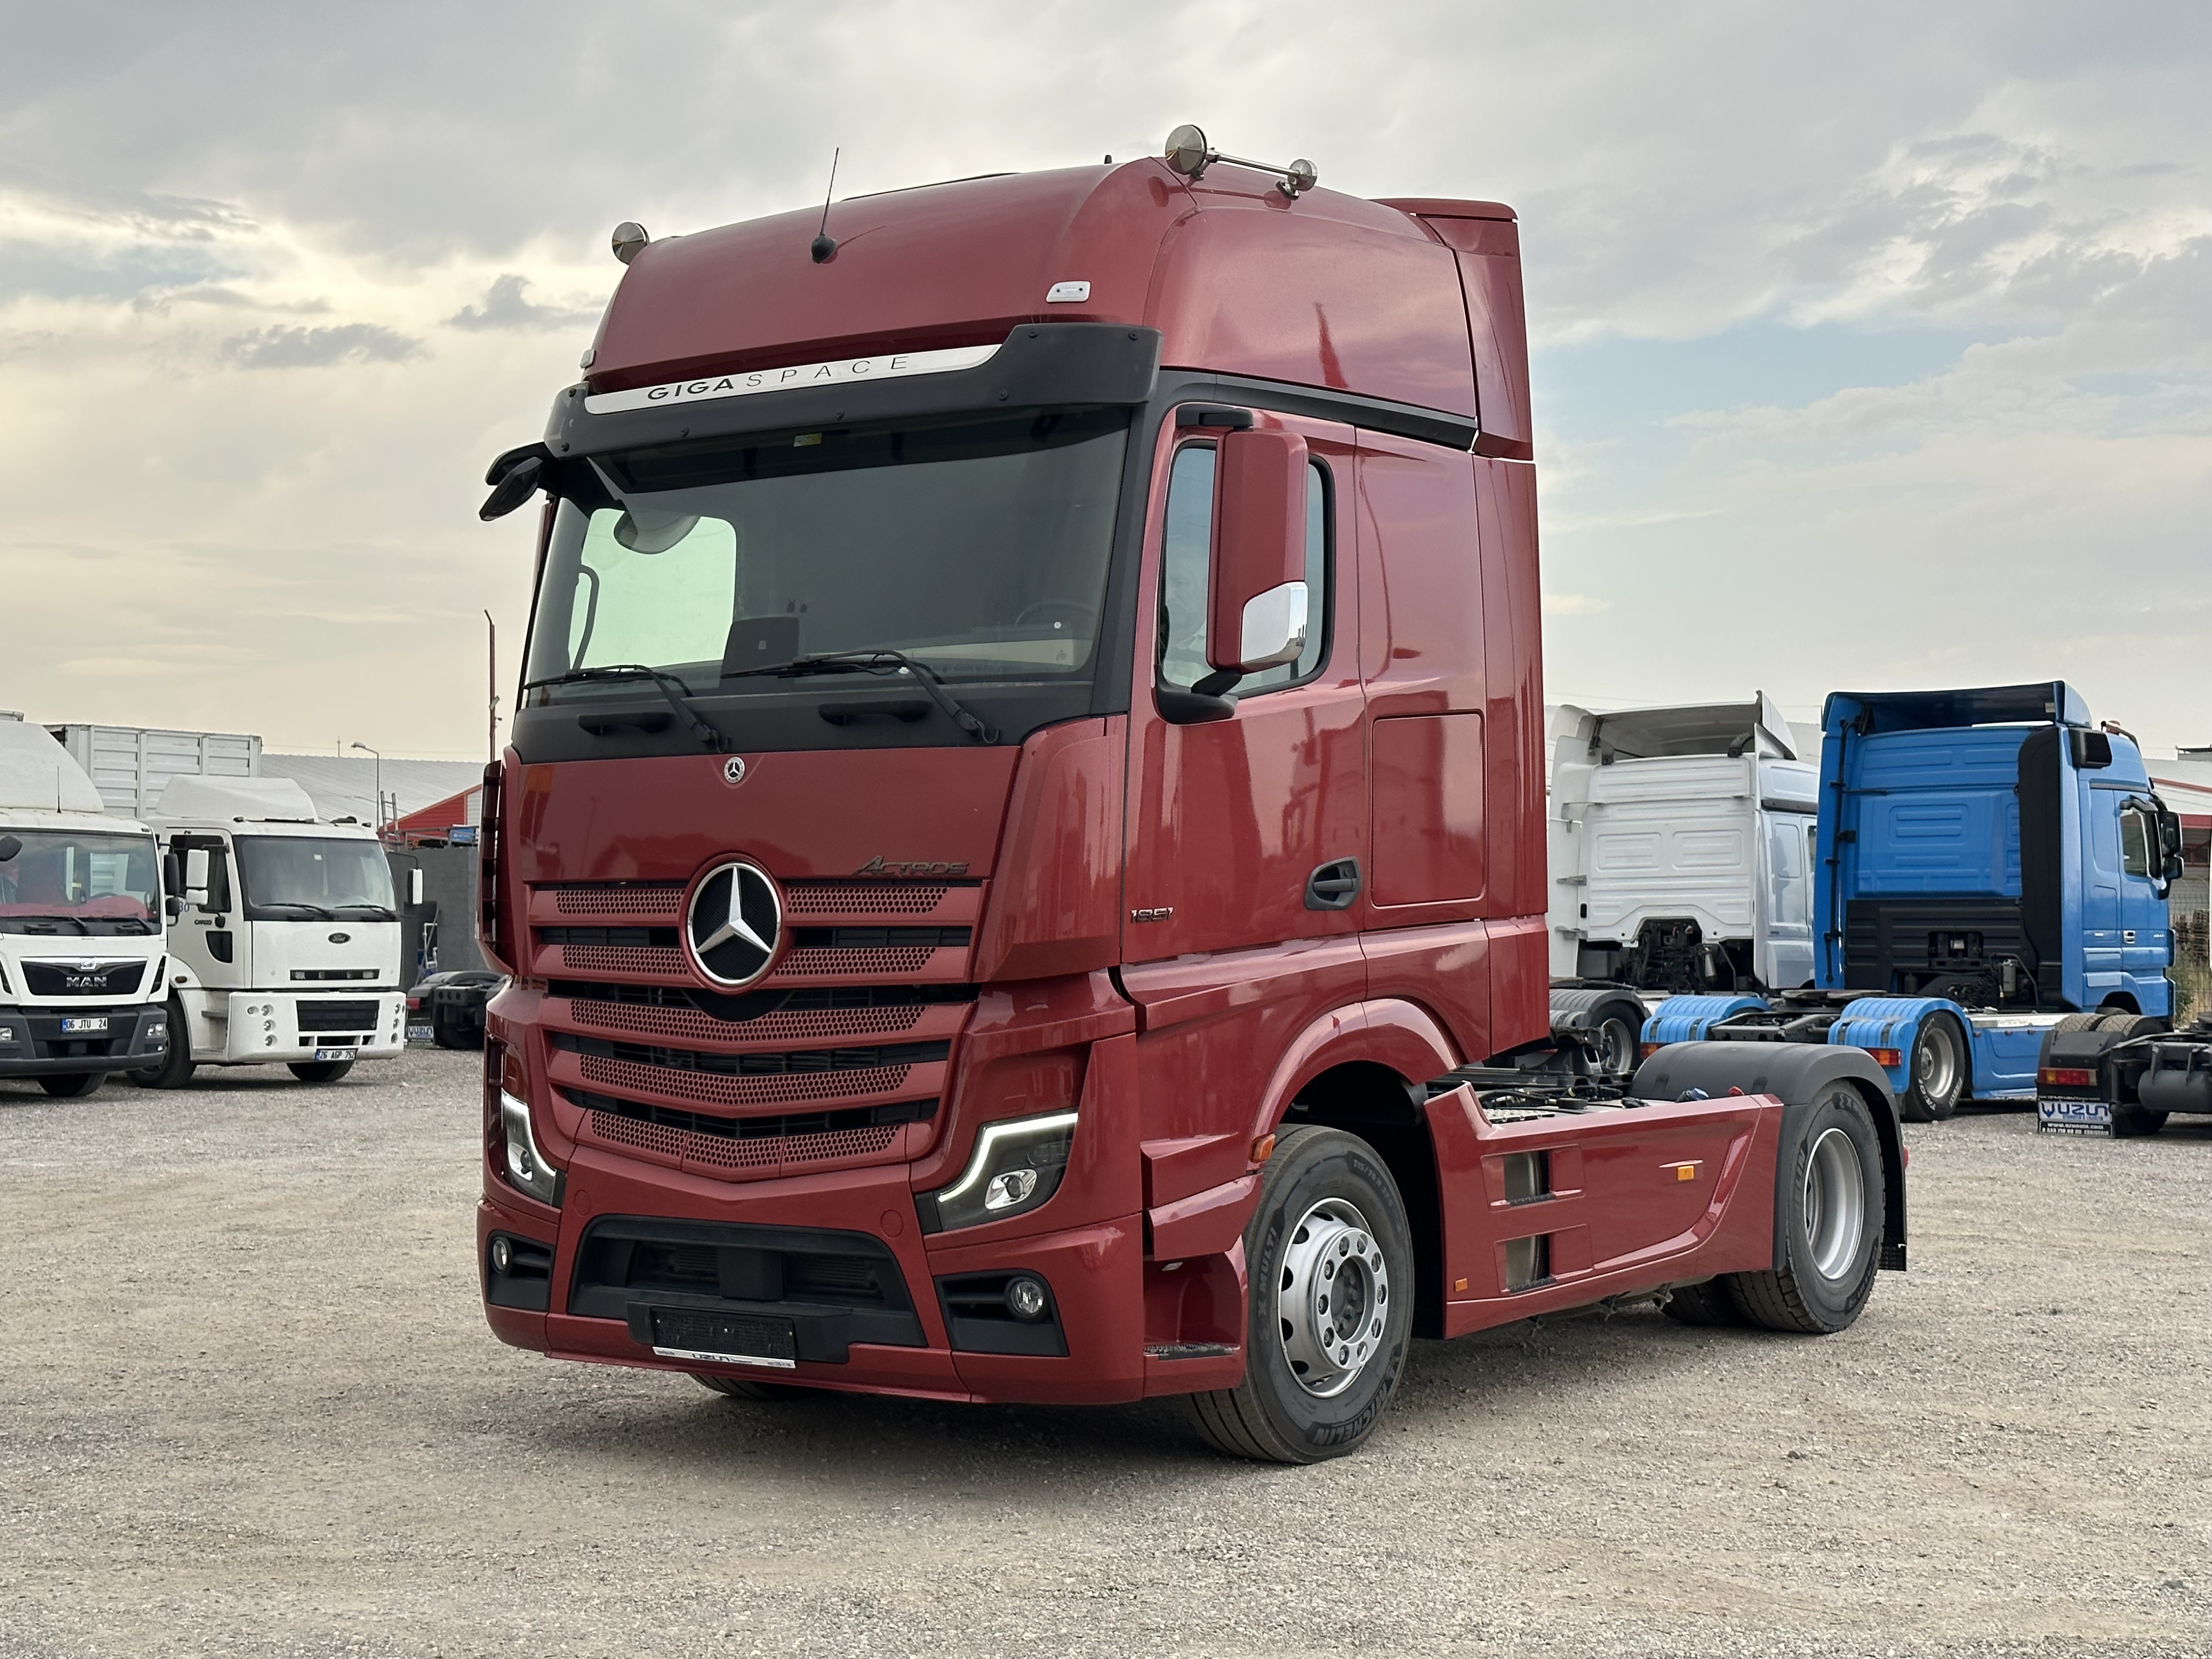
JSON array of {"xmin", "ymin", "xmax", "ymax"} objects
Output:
[{"xmin": 1630, "ymin": 1040, "xmax": 1908, "ymax": 1273}]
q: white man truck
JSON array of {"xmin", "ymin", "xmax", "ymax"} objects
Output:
[
  {"xmin": 1547, "ymin": 695, "xmax": 1818, "ymax": 1073},
  {"xmin": 0, "ymin": 719, "xmax": 171, "ymax": 1096},
  {"xmin": 135, "ymin": 775, "xmax": 409, "ymax": 1087}
]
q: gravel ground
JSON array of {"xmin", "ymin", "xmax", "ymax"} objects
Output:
[{"xmin": 2, "ymin": 1049, "xmax": 2208, "ymax": 1658}]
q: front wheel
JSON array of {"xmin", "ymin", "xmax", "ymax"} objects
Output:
[
  {"xmin": 37, "ymin": 1071, "xmax": 104, "ymax": 1098},
  {"xmin": 288, "ymin": 1057, "xmax": 356, "ymax": 1084},
  {"xmin": 1899, "ymin": 1014, "xmax": 1966, "ymax": 1122},
  {"xmin": 1184, "ymin": 1126, "xmax": 1415, "ymax": 1464},
  {"xmin": 1728, "ymin": 1083, "xmax": 1884, "ymax": 1333},
  {"xmin": 133, "ymin": 1000, "xmax": 198, "ymax": 1090}
]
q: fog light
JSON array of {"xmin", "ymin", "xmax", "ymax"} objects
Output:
[
  {"xmin": 1003, "ymin": 1275, "xmax": 1050, "ymax": 1322},
  {"xmin": 984, "ymin": 1168, "xmax": 1038, "ymax": 1211},
  {"xmin": 490, "ymin": 1236, "xmax": 514, "ymax": 1274}
]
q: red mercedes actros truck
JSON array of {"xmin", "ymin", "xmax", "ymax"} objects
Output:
[{"xmin": 473, "ymin": 129, "xmax": 1908, "ymax": 1463}]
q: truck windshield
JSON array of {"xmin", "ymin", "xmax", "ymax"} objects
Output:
[
  {"xmin": 0, "ymin": 830, "xmax": 160, "ymax": 935},
  {"xmin": 235, "ymin": 837, "xmax": 396, "ymax": 922},
  {"xmin": 524, "ymin": 407, "xmax": 1129, "ymax": 693}
]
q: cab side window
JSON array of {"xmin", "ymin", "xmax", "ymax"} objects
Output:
[
  {"xmin": 2120, "ymin": 806, "xmax": 2153, "ymax": 879},
  {"xmin": 1159, "ymin": 445, "xmax": 1330, "ymax": 695}
]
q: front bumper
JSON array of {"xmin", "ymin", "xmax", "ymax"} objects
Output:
[
  {"xmin": 479, "ymin": 1147, "xmax": 1154, "ymax": 1405},
  {"xmin": 204, "ymin": 990, "xmax": 407, "ymax": 1063},
  {"xmin": 0, "ymin": 1003, "xmax": 168, "ymax": 1077}
]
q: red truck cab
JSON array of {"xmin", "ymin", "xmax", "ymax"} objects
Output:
[{"xmin": 475, "ymin": 137, "xmax": 1906, "ymax": 1462}]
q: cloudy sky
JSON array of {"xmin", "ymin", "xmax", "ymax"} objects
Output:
[{"xmin": 3, "ymin": 1, "xmax": 2206, "ymax": 758}]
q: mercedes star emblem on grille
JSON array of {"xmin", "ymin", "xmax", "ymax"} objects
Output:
[{"xmin": 685, "ymin": 860, "xmax": 782, "ymax": 987}]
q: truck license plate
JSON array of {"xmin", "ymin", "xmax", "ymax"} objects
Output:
[
  {"xmin": 407, "ymin": 1024, "xmax": 435, "ymax": 1042},
  {"xmin": 2037, "ymin": 1097, "xmax": 2112, "ymax": 1135},
  {"xmin": 313, "ymin": 1047, "xmax": 352, "ymax": 1062},
  {"xmin": 59, "ymin": 1017, "xmax": 109, "ymax": 1034},
  {"xmin": 649, "ymin": 1308, "xmax": 798, "ymax": 1369}
]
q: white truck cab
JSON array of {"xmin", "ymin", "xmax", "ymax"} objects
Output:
[
  {"xmin": 1548, "ymin": 692, "xmax": 1818, "ymax": 996},
  {"xmin": 140, "ymin": 775, "xmax": 408, "ymax": 1086},
  {"xmin": 0, "ymin": 720, "xmax": 171, "ymax": 1096}
]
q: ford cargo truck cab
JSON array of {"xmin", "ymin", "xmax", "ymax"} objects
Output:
[
  {"xmin": 472, "ymin": 132, "xmax": 1908, "ymax": 1462},
  {"xmin": 0, "ymin": 719, "xmax": 170, "ymax": 1096},
  {"xmin": 137, "ymin": 775, "xmax": 407, "ymax": 1087},
  {"xmin": 1647, "ymin": 682, "xmax": 2180, "ymax": 1122}
]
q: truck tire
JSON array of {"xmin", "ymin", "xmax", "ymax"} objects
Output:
[
  {"xmin": 1727, "ymin": 1082, "xmax": 1884, "ymax": 1334},
  {"xmin": 1898, "ymin": 1013, "xmax": 1966, "ymax": 1122},
  {"xmin": 288, "ymin": 1058, "xmax": 356, "ymax": 1084},
  {"xmin": 1550, "ymin": 987, "xmax": 1644, "ymax": 1077},
  {"xmin": 1592, "ymin": 1004, "xmax": 1641, "ymax": 1077},
  {"xmin": 692, "ymin": 1373, "xmax": 811, "ymax": 1402},
  {"xmin": 2096, "ymin": 1014, "xmax": 2170, "ymax": 1137},
  {"xmin": 132, "ymin": 999, "xmax": 198, "ymax": 1090},
  {"xmin": 431, "ymin": 1011, "xmax": 482, "ymax": 1051},
  {"xmin": 1661, "ymin": 1278, "xmax": 1743, "ymax": 1327},
  {"xmin": 37, "ymin": 1071, "xmax": 103, "ymax": 1098},
  {"xmin": 1183, "ymin": 1126, "xmax": 1414, "ymax": 1464}
]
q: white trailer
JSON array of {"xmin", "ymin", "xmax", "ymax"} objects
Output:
[
  {"xmin": 0, "ymin": 719, "xmax": 172, "ymax": 1096},
  {"xmin": 48, "ymin": 724, "xmax": 261, "ymax": 817},
  {"xmin": 1548, "ymin": 692, "xmax": 1818, "ymax": 996},
  {"xmin": 138, "ymin": 775, "xmax": 408, "ymax": 1087}
]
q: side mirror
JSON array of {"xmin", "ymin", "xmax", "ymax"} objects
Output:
[
  {"xmin": 1207, "ymin": 427, "xmax": 1310, "ymax": 678},
  {"xmin": 0, "ymin": 833, "xmax": 19, "ymax": 862},
  {"xmin": 480, "ymin": 443, "xmax": 552, "ymax": 522},
  {"xmin": 166, "ymin": 896, "xmax": 185, "ymax": 920},
  {"xmin": 2068, "ymin": 728, "xmax": 2113, "ymax": 770},
  {"xmin": 409, "ymin": 867, "xmax": 425, "ymax": 907},
  {"xmin": 184, "ymin": 847, "xmax": 211, "ymax": 910}
]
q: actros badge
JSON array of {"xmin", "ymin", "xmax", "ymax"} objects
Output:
[
  {"xmin": 686, "ymin": 860, "xmax": 782, "ymax": 986},
  {"xmin": 721, "ymin": 755, "xmax": 748, "ymax": 787}
]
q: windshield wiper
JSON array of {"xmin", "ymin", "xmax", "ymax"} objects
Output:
[
  {"xmin": 331, "ymin": 905, "xmax": 397, "ymax": 921},
  {"xmin": 524, "ymin": 665, "xmax": 726, "ymax": 752},
  {"xmin": 723, "ymin": 651, "xmax": 1000, "ymax": 744},
  {"xmin": 256, "ymin": 901, "xmax": 336, "ymax": 920}
]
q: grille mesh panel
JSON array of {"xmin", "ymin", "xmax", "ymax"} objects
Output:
[
  {"xmin": 551, "ymin": 883, "xmax": 685, "ymax": 918},
  {"xmin": 783, "ymin": 883, "xmax": 950, "ymax": 917},
  {"xmin": 585, "ymin": 1110, "xmax": 900, "ymax": 1177},
  {"xmin": 568, "ymin": 998, "xmax": 926, "ymax": 1045},
  {"xmin": 770, "ymin": 946, "xmax": 936, "ymax": 979},
  {"xmin": 578, "ymin": 1052, "xmax": 910, "ymax": 1107},
  {"xmin": 559, "ymin": 945, "xmax": 685, "ymax": 977}
]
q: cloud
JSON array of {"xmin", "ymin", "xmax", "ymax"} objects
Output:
[
  {"xmin": 219, "ymin": 322, "xmax": 421, "ymax": 368},
  {"xmin": 447, "ymin": 273, "xmax": 600, "ymax": 332}
]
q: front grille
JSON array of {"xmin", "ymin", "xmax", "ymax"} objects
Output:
[
  {"xmin": 551, "ymin": 882, "xmax": 685, "ymax": 917},
  {"xmin": 539, "ymin": 927, "xmax": 679, "ymax": 948},
  {"xmin": 795, "ymin": 927, "xmax": 971, "ymax": 950},
  {"xmin": 581, "ymin": 1053, "xmax": 913, "ymax": 1108},
  {"xmin": 298, "ymin": 998, "xmax": 379, "ymax": 1032},
  {"xmin": 22, "ymin": 960, "xmax": 146, "ymax": 999},
  {"xmin": 554, "ymin": 980, "xmax": 974, "ymax": 1047},
  {"xmin": 567, "ymin": 1085, "xmax": 932, "ymax": 1180},
  {"xmin": 550, "ymin": 1031, "xmax": 949, "ymax": 1075},
  {"xmin": 290, "ymin": 968, "xmax": 381, "ymax": 982},
  {"xmin": 771, "ymin": 946, "xmax": 939, "ymax": 979},
  {"xmin": 783, "ymin": 882, "xmax": 962, "ymax": 916}
]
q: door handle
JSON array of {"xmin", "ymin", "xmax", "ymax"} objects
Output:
[{"xmin": 1305, "ymin": 857, "xmax": 1361, "ymax": 912}]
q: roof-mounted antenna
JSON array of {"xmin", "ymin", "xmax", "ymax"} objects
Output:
[
  {"xmin": 810, "ymin": 148, "xmax": 841, "ymax": 263},
  {"xmin": 1161, "ymin": 124, "xmax": 1317, "ymax": 198}
]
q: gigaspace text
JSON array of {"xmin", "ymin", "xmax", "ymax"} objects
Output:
[{"xmin": 584, "ymin": 343, "xmax": 1001, "ymax": 416}]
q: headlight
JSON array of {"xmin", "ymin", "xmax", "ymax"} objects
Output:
[
  {"xmin": 919, "ymin": 1109, "xmax": 1076, "ymax": 1233},
  {"xmin": 499, "ymin": 1090, "xmax": 564, "ymax": 1206}
]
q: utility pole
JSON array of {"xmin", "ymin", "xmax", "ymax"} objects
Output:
[
  {"xmin": 350, "ymin": 742, "xmax": 383, "ymax": 835},
  {"xmin": 486, "ymin": 610, "xmax": 500, "ymax": 764}
]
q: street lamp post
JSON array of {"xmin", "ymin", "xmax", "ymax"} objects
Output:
[{"xmin": 349, "ymin": 742, "xmax": 384, "ymax": 833}]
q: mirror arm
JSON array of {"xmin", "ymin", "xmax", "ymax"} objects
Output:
[
  {"xmin": 1192, "ymin": 667, "xmax": 1243, "ymax": 699},
  {"xmin": 1156, "ymin": 685, "xmax": 1238, "ymax": 725}
]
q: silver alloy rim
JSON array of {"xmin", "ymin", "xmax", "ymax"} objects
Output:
[
  {"xmin": 1801, "ymin": 1125, "xmax": 1867, "ymax": 1280},
  {"xmin": 1277, "ymin": 1198, "xmax": 1389, "ymax": 1398},
  {"xmin": 1914, "ymin": 1020, "xmax": 1960, "ymax": 1105},
  {"xmin": 1599, "ymin": 1016, "xmax": 1638, "ymax": 1074}
]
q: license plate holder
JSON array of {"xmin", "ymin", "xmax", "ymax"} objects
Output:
[
  {"xmin": 313, "ymin": 1047, "xmax": 353, "ymax": 1062},
  {"xmin": 407, "ymin": 1024, "xmax": 435, "ymax": 1041},
  {"xmin": 648, "ymin": 1307, "xmax": 798, "ymax": 1369},
  {"xmin": 59, "ymin": 1017, "xmax": 109, "ymax": 1034},
  {"xmin": 2037, "ymin": 1097, "xmax": 2112, "ymax": 1135}
]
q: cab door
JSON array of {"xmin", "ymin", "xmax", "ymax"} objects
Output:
[
  {"xmin": 1121, "ymin": 408, "xmax": 1365, "ymax": 1210},
  {"xmin": 2115, "ymin": 799, "xmax": 2172, "ymax": 1008},
  {"xmin": 166, "ymin": 833, "xmax": 241, "ymax": 990}
]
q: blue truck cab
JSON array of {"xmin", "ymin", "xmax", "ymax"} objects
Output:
[{"xmin": 1646, "ymin": 684, "xmax": 2185, "ymax": 1121}]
